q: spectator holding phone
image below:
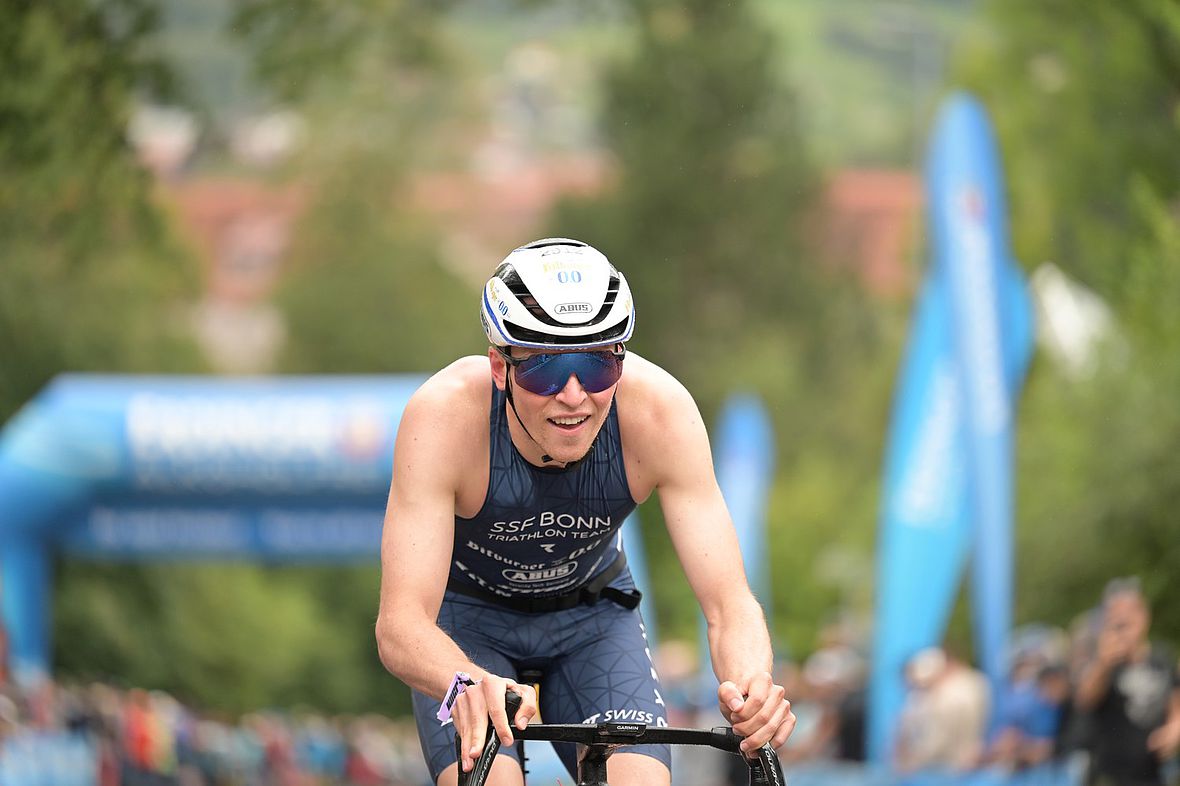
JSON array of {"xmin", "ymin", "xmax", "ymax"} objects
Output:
[{"xmin": 1074, "ymin": 578, "xmax": 1180, "ymax": 786}]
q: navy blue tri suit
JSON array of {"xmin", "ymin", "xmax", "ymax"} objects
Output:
[{"xmin": 411, "ymin": 386, "xmax": 671, "ymax": 780}]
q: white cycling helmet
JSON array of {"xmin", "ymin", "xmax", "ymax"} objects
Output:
[{"xmin": 480, "ymin": 238, "xmax": 635, "ymax": 350}]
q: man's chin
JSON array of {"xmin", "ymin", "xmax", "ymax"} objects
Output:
[
  {"xmin": 542, "ymin": 442, "xmax": 594, "ymax": 466},
  {"xmin": 540, "ymin": 421, "xmax": 603, "ymax": 465}
]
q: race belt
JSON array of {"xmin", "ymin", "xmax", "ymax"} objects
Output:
[{"xmin": 446, "ymin": 551, "xmax": 642, "ymax": 614}]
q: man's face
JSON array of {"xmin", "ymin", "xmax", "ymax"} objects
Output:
[
  {"xmin": 490, "ymin": 347, "xmax": 621, "ymax": 465},
  {"xmin": 1103, "ymin": 591, "xmax": 1150, "ymax": 647}
]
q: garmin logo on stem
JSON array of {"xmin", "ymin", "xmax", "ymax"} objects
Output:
[
  {"xmin": 555, "ymin": 302, "xmax": 592, "ymax": 314},
  {"xmin": 607, "ymin": 723, "xmax": 646, "ymax": 735}
]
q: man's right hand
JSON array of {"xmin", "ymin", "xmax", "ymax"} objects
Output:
[
  {"xmin": 717, "ymin": 672, "xmax": 795, "ymax": 754},
  {"xmin": 452, "ymin": 674, "xmax": 538, "ymax": 772},
  {"xmin": 1096, "ymin": 625, "xmax": 1133, "ymax": 667}
]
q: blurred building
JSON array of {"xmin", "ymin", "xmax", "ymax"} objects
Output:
[
  {"xmin": 129, "ymin": 100, "xmax": 310, "ymax": 374},
  {"xmin": 416, "ymin": 162, "xmax": 922, "ymax": 297},
  {"xmin": 823, "ymin": 169, "xmax": 922, "ymax": 298},
  {"xmin": 161, "ymin": 161, "xmax": 919, "ymax": 372},
  {"xmin": 129, "ymin": 105, "xmax": 199, "ymax": 180},
  {"xmin": 413, "ymin": 152, "xmax": 610, "ymax": 281},
  {"xmin": 228, "ymin": 110, "xmax": 306, "ymax": 170},
  {"xmin": 168, "ymin": 179, "xmax": 304, "ymax": 373}
]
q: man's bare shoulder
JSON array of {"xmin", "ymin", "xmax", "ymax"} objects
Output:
[
  {"xmin": 616, "ymin": 351, "xmax": 697, "ymax": 417},
  {"xmin": 414, "ymin": 355, "xmax": 491, "ymax": 400},
  {"xmin": 615, "ymin": 353, "xmax": 709, "ymax": 496},
  {"xmin": 401, "ymin": 356, "xmax": 492, "ymax": 439}
]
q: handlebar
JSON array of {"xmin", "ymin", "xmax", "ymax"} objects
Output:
[{"xmin": 456, "ymin": 691, "xmax": 786, "ymax": 786}]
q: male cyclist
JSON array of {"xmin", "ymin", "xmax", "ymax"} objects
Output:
[{"xmin": 376, "ymin": 239, "xmax": 794, "ymax": 786}]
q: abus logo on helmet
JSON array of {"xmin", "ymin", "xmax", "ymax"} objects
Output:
[{"xmin": 555, "ymin": 302, "xmax": 592, "ymax": 314}]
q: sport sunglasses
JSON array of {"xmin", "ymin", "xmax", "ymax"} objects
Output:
[{"xmin": 499, "ymin": 347, "xmax": 625, "ymax": 396}]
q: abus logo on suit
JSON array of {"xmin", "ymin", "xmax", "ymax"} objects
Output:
[{"xmin": 502, "ymin": 562, "xmax": 577, "ymax": 583}]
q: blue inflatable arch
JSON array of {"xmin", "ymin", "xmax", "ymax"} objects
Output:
[{"xmin": 0, "ymin": 374, "xmax": 425, "ymax": 685}]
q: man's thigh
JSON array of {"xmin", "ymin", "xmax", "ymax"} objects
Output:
[
  {"xmin": 436, "ymin": 756, "xmax": 525, "ymax": 786},
  {"xmin": 433, "ymin": 749, "xmax": 670, "ymax": 786},
  {"xmin": 542, "ymin": 602, "xmax": 671, "ymax": 775},
  {"xmin": 607, "ymin": 752, "xmax": 671, "ymax": 786}
]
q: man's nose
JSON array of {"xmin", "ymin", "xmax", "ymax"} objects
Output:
[{"xmin": 553, "ymin": 373, "xmax": 587, "ymax": 405}]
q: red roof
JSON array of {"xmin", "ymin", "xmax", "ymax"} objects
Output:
[
  {"xmin": 166, "ymin": 179, "xmax": 306, "ymax": 303},
  {"xmin": 164, "ymin": 165, "xmax": 921, "ymax": 304},
  {"xmin": 823, "ymin": 169, "xmax": 922, "ymax": 297}
]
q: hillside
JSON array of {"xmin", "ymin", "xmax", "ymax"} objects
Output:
[{"xmin": 157, "ymin": 0, "xmax": 979, "ymax": 169}]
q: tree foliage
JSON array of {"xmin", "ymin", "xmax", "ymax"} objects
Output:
[
  {"xmin": 552, "ymin": 0, "xmax": 824, "ymax": 398},
  {"xmin": 955, "ymin": 0, "xmax": 1180, "ymax": 643},
  {"xmin": 957, "ymin": 0, "xmax": 1180, "ymax": 303},
  {"xmin": 54, "ymin": 562, "xmax": 409, "ymax": 714},
  {"xmin": 41, "ymin": 0, "xmax": 478, "ymax": 716},
  {"xmin": 0, "ymin": 0, "xmax": 203, "ymax": 422},
  {"xmin": 544, "ymin": 0, "xmax": 890, "ymax": 648},
  {"xmin": 269, "ymin": 78, "xmax": 483, "ymax": 374},
  {"xmin": 232, "ymin": 0, "xmax": 481, "ymax": 374},
  {"xmin": 275, "ymin": 146, "xmax": 481, "ymax": 374},
  {"xmin": 231, "ymin": 0, "xmax": 462, "ymax": 103}
]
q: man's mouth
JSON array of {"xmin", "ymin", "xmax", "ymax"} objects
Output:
[{"xmin": 548, "ymin": 415, "xmax": 589, "ymax": 431}]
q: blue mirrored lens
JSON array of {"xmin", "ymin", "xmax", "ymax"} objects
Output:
[{"xmin": 513, "ymin": 351, "xmax": 623, "ymax": 395}]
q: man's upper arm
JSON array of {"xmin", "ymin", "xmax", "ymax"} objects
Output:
[
  {"xmin": 378, "ymin": 382, "xmax": 468, "ymax": 627},
  {"xmin": 644, "ymin": 375, "xmax": 753, "ymax": 619}
]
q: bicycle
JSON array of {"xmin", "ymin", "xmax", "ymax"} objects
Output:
[{"xmin": 457, "ymin": 690, "xmax": 786, "ymax": 786}]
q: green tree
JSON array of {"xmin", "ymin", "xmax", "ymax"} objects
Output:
[
  {"xmin": 956, "ymin": 0, "xmax": 1180, "ymax": 642},
  {"xmin": 54, "ymin": 562, "xmax": 410, "ymax": 714},
  {"xmin": 957, "ymin": 0, "xmax": 1180, "ymax": 303},
  {"xmin": 232, "ymin": 0, "xmax": 481, "ymax": 373},
  {"xmin": 273, "ymin": 115, "xmax": 480, "ymax": 373},
  {"xmin": 17, "ymin": 0, "xmax": 475, "ymax": 714},
  {"xmin": 0, "ymin": 0, "xmax": 204, "ymax": 422},
  {"xmin": 552, "ymin": 0, "xmax": 825, "ymax": 401},
  {"xmin": 545, "ymin": 0, "xmax": 889, "ymax": 648},
  {"xmin": 232, "ymin": 0, "xmax": 461, "ymax": 103},
  {"xmin": 1011, "ymin": 180, "xmax": 1180, "ymax": 644}
]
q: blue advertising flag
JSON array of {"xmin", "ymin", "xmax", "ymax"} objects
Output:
[
  {"xmin": 868, "ymin": 93, "xmax": 1033, "ymax": 764},
  {"xmin": 713, "ymin": 395, "xmax": 775, "ymax": 607},
  {"xmin": 698, "ymin": 395, "xmax": 776, "ymax": 706},
  {"xmin": 868, "ymin": 274, "xmax": 973, "ymax": 763},
  {"xmin": 927, "ymin": 94, "xmax": 1033, "ymax": 696}
]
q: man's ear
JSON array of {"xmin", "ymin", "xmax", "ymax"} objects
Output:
[{"xmin": 488, "ymin": 347, "xmax": 508, "ymax": 391}]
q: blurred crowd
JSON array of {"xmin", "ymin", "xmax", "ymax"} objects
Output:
[
  {"xmin": 661, "ymin": 576, "xmax": 1178, "ymax": 786},
  {"xmin": 2, "ymin": 576, "xmax": 1178, "ymax": 786},
  {"xmin": 0, "ymin": 676, "xmax": 431, "ymax": 786},
  {"xmin": 888, "ymin": 577, "xmax": 1180, "ymax": 785}
]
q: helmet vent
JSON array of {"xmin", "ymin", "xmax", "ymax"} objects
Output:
[
  {"xmin": 503, "ymin": 317, "xmax": 630, "ymax": 347},
  {"xmin": 522, "ymin": 239, "xmax": 587, "ymax": 251}
]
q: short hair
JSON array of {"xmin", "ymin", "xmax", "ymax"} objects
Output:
[{"xmin": 1102, "ymin": 576, "xmax": 1144, "ymax": 606}]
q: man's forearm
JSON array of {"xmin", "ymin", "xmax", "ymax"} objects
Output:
[
  {"xmin": 705, "ymin": 594, "xmax": 774, "ymax": 684},
  {"xmin": 376, "ymin": 615, "xmax": 487, "ymax": 700},
  {"xmin": 1074, "ymin": 660, "xmax": 1114, "ymax": 711}
]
